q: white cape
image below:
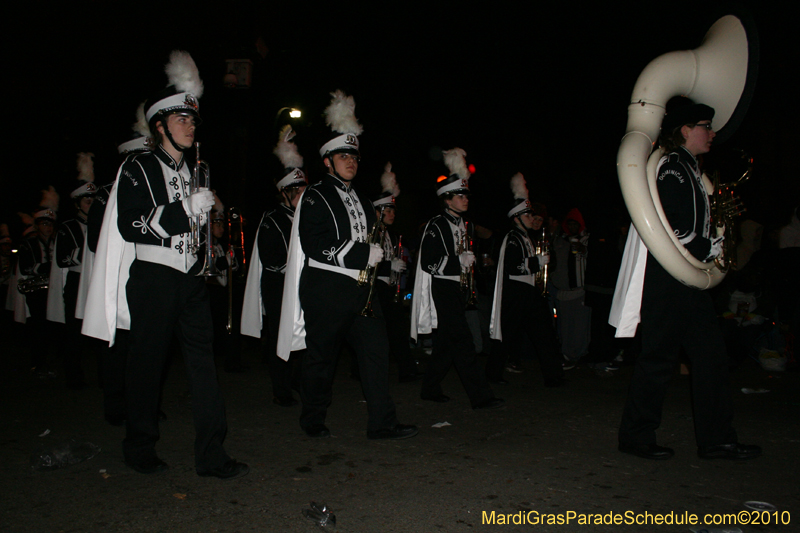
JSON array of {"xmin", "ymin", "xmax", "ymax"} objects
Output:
[
  {"xmin": 74, "ymin": 237, "xmax": 94, "ymax": 320},
  {"xmin": 608, "ymin": 225, "xmax": 648, "ymax": 338},
  {"xmin": 275, "ymin": 192, "xmax": 307, "ymax": 361},
  {"xmin": 45, "ymin": 256, "xmax": 68, "ymax": 323},
  {"xmin": 409, "ymin": 229, "xmax": 438, "ymax": 342},
  {"xmin": 81, "ymin": 175, "xmax": 135, "ymax": 346},
  {"xmin": 240, "ymin": 225, "xmax": 265, "ymax": 339},
  {"xmin": 488, "ymin": 233, "xmax": 510, "ymax": 341}
]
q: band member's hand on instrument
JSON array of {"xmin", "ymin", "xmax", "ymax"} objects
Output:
[
  {"xmin": 367, "ymin": 244, "xmax": 384, "ymax": 267},
  {"xmin": 183, "ymin": 188, "xmax": 215, "ymax": 217},
  {"xmin": 391, "ymin": 258, "xmax": 407, "ymax": 272},
  {"xmin": 459, "ymin": 250, "xmax": 476, "ymax": 268},
  {"xmin": 705, "ymin": 235, "xmax": 724, "ymax": 261},
  {"xmin": 536, "ymin": 252, "xmax": 550, "ymax": 267}
]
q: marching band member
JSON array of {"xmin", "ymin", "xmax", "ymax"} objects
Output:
[
  {"xmin": 89, "ymin": 109, "xmax": 153, "ymax": 426},
  {"xmin": 487, "ymin": 173, "xmax": 564, "ymax": 387},
  {"xmin": 19, "ymin": 189, "xmax": 59, "ymax": 376},
  {"xmin": 207, "ymin": 197, "xmax": 245, "ymax": 373},
  {"xmin": 411, "ymin": 148, "xmax": 502, "ymax": 409},
  {"xmin": 83, "ymin": 51, "xmax": 248, "ymax": 478},
  {"xmin": 277, "ymin": 91, "xmax": 418, "ymax": 440},
  {"xmin": 613, "ymin": 97, "xmax": 760, "ymax": 460},
  {"xmin": 46, "ymin": 153, "xmax": 98, "ymax": 389},
  {"xmin": 242, "ymin": 125, "xmax": 306, "ymax": 406},
  {"xmin": 371, "ymin": 163, "xmax": 421, "ymax": 382}
]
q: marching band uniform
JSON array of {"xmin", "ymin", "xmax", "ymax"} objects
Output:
[
  {"xmin": 488, "ymin": 174, "xmax": 564, "ymax": 386},
  {"xmin": 241, "ymin": 126, "xmax": 307, "ymax": 406},
  {"xmin": 83, "ymin": 51, "xmax": 247, "ymax": 477},
  {"xmin": 277, "ymin": 91, "xmax": 417, "ymax": 440},
  {"xmin": 411, "ymin": 148, "xmax": 501, "ymax": 409},
  {"xmin": 612, "ymin": 99, "xmax": 759, "ymax": 460},
  {"xmin": 20, "ymin": 199, "xmax": 58, "ymax": 374},
  {"xmin": 90, "ymin": 126, "xmax": 151, "ymax": 426},
  {"xmin": 372, "ymin": 165, "xmax": 420, "ymax": 382},
  {"xmin": 47, "ymin": 154, "xmax": 98, "ymax": 389}
]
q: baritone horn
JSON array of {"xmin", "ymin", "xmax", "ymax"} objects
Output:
[
  {"xmin": 617, "ymin": 13, "xmax": 758, "ymax": 290},
  {"xmin": 190, "ymin": 142, "xmax": 222, "ymax": 278}
]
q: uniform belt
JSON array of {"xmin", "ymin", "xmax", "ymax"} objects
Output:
[
  {"xmin": 308, "ymin": 258, "xmax": 359, "ymax": 281},
  {"xmin": 509, "ymin": 274, "xmax": 535, "ymax": 286}
]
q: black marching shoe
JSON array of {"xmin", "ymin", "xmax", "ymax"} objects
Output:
[
  {"xmin": 618, "ymin": 443, "xmax": 675, "ymax": 460},
  {"xmin": 421, "ymin": 394, "xmax": 450, "ymax": 403},
  {"xmin": 127, "ymin": 457, "xmax": 169, "ymax": 474},
  {"xmin": 473, "ymin": 398, "xmax": 506, "ymax": 410},
  {"xmin": 367, "ymin": 424, "xmax": 419, "ymax": 440},
  {"xmin": 697, "ymin": 443, "xmax": 762, "ymax": 460},
  {"xmin": 197, "ymin": 459, "xmax": 250, "ymax": 480},
  {"xmin": 303, "ymin": 424, "xmax": 331, "ymax": 438}
]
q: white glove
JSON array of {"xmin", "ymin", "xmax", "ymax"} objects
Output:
[
  {"xmin": 391, "ymin": 258, "xmax": 407, "ymax": 273},
  {"xmin": 705, "ymin": 235, "xmax": 724, "ymax": 261},
  {"xmin": 182, "ymin": 188, "xmax": 214, "ymax": 217},
  {"xmin": 367, "ymin": 244, "xmax": 384, "ymax": 267},
  {"xmin": 459, "ymin": 251, "xmax": 476, "ymax": 268},
  {"xmin": 536, "ymin": 252, "xmax": 550, "ymax": 268}
]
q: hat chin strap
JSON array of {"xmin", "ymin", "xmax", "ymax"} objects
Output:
[{"xmin": 161, "ymin": 115, "xmax": 193, "ymax": 154}]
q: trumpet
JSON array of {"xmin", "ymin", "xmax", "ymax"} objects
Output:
[
  {"xmin": 534, "ymin": 228, "xmax": 549, "ymax": 297},
  {"xmin": 189, "ymin": 142, "xmax": 222, "ymax": 278},
  {"xmin": 18, "ymin": 274, "xmax": 49, "ymax": 294},
  {"xmin": 358, "ymin": 212, "xmax": 386, "ymax": 317},
  {"xmin": 457, "ymin": 224, "xmax": 478, "ymax": 310}
]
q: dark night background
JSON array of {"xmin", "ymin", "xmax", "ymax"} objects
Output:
[{"xmin": 2, "ymin": 1, "xmax": 797, "ymax": 243}]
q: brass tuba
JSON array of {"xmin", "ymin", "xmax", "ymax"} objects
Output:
[{"xmin": 617, "ymin": 14, "xmax": 758, "ymax": 289}]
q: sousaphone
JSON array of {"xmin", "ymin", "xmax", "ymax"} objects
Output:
[{"xmin": 617, "ymin": 13, "xmax": 759, "ymax": 289}]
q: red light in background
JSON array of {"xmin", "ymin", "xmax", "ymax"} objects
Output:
[{"xmin": 436, "ymin": 175, "xmax": 448, "ymax": 183}]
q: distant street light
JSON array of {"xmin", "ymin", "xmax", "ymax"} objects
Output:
[{"xmin": 276, "ymin": 107, "xmax": 302, "ymax": 121}]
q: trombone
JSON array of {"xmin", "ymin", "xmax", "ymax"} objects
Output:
[
  {"xmin": 458, "ymin": 223, "xmax": 478, "ymax": 310},
  {"xmin": 358, "ymin": 211, "xmax": 386, "ymax": 317},
  {"xmin": 226, "ymin": 207, "xmax": 246, "ymax": 334}
]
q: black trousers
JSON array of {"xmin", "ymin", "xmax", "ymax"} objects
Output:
[
  {"xmin": 299, "ymin": 268, "xmax": 398, "ymax": 432},
  {"xmin": 262, "ymin": 271, "xmax": 301, "ymax": 400},
  {"xmin": 421, "ymin": 278, "xmax": 494, "ymax": 406},
  {"xmin": 619, "ymin": 255, "xmax": 737, "ymax": 448},
  {"xmin": 486, "ymin": 281, "xmax": 564, "ymax": 384},
  {"xmin": 375, "ymin": 280, "xmax": 418, "ymax": 379},
  {"xmin": 62, "ymin": 271, "xmax": 87, "ymax": 387},
  {"xmin": 124, "ymin": 260, "xmax": 230, "ymax": 470}
]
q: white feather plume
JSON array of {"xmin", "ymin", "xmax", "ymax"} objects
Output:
[
  {"xmin": 510, "ymin": 172, "xmax": 528, "ymax": 200},
  {"xmin": 133, "ymin": 102, "xmax": 150, "ymax": 137},
  {"xmin": 40, "ymin": 186, "xmax": 59, "ymax": 211},
  {"xmin": 324, "ymin": 90, "xmax": 363, "ymax": 135},
  {"xmin": 380, "ymin": 162, "xmax": 400, "ymax": 197},
  {"xmin": 443, "ymin": 148, "xmax": 470, "ymax": 180},
  {"xmin": 165, "ymin": 50, "xmax": 204, "ymax": 98},
  {"xmin": 273, "ymin": 125, "xmax": 304, "ymax": 169},
  {"xmin": 76, "ymin": 153, "xmax": 95, "ymax": 183}
]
